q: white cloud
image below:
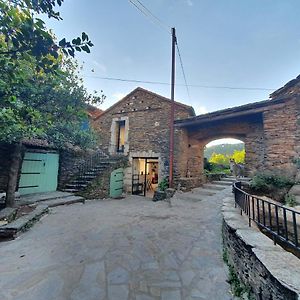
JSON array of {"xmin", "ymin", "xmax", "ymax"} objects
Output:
[{"xmin": 196, "ymin": 105, "xmax": 208, "ymax": 115}]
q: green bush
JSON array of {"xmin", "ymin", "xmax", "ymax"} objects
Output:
[
  {"xmin": 250, "ymin": 172, "xmax": 294, "ymax": 191},
  {"xmin": 158, "ymin": 177, "xmax": 169, "ymax": 192},
  {"xmin": 250, "ymin": 171, "xmax": 295, "ymax": 202},
  {"xmin": 204, "ymin": 160, "xmax": 230, "ymax": 174}
]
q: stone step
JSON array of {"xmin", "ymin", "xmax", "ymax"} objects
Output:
[
  {"xmin": 81, "ymin": 174, "xmax": 98, "ymax": 178},
  {"xmin": 211, "ymin": 180, "xmax": 232, "ymax": 186},
  {"xmin": 203, "ymin": 183, "xmax": 226, "ymax": 191},
  {"xmin": 0, "ymin": 204, "xmax": 48, "ymax": 238},
  {"xmin": 42, "ymin": 196, "xmax": 85, "ymax": 207},
  {"xmin": 71, "ymin": 179, "xmax": 93, "ymax": 184},
  {"xmin": 17, "ymin": 191, "xmax": 74, "ymax": 206},
  {"xmin": 65, "ymin": 183, "xmax": 88, "ymax": 189},
  {"xmin": 225, "ymin": 176, "xmax": 251, "ymax": 182},
  {"xmin": 221, "ymin": 177, "xmax": 237, "ymax": 182},
  {"xmin": 62, "ymin": 188, "xmax": 80, "ymax": 193}
]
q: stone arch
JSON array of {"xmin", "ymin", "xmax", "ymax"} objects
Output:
[{"xmin": 174, "ymin": 113, "xmax": 265, "ymax": 187}]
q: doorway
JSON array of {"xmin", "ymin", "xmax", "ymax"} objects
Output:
[{"xmin": 132, "ymin": 157, "xmax": 159, "ymax": 197}]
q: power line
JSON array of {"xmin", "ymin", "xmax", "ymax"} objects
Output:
[
  {"xmin": 129, "ymin": 0, "xmax": 171, "ymax": 34},
  {"xmin": 83, "ymin": 75, "xmax": 275, "ymax": 91},
  {"xmin": 176, "ymin": 39, "xmax": 191, "ymax": 102}
]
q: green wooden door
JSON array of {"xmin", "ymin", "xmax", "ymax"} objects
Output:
[
  {"xmin": 110, "ymin": 168, "xmax": 124, "ymax": 198},
  {"xmin": 18, "ymin": 152, "xmax": 59, "ymax": 195}
]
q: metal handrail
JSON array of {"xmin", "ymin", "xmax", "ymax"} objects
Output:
[{"xmin": 233, "ymin": 181, "xmax": 300, "ymax": 253}]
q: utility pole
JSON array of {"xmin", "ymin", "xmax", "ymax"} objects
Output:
[{"xmin": 169, "ymin": 27, "xmax": 176, "ymax": 188}]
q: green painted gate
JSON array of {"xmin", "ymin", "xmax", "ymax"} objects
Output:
[
  {"xmin": 110, "ymin": 168, "xmax": 124, "ymax": 198},
  {"xmin": 18, "ymin": 152, "xmax": 59, "ymax": 195}
]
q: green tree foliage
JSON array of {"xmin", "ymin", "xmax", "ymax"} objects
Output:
[
  {"xmin": 204, "ymin": 143, "xmax": 244, "ymax": 159},
  {"xmin": 209, "ymin": 153, "xmax": 230, "ymax": 166},
  {"xmin": 0, "ymin": 0, "xmax": 105, "ymax": 207},
  {"xmin": 231, "ymin": 149, "xmax": 245, "ymax": 164},
  {"xmin": 0, "ymin": 0, "xmax": 94, "ymax": 68},
  {"xmin": 208, "ymin": 149, "xmax": 245, "ymax": 166}
]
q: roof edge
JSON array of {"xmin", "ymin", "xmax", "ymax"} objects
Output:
[{"xmin": 94, "ymin": 87, "xmax": 195, "ymax": 120}]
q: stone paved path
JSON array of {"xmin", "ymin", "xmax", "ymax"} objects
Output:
[{"xmin": 0, "ymin": 184, "xmax": 234, "ymax": 300}]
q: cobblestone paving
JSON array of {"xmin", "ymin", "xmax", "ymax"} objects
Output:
[{"xmin": 0, "ymin": 186, "xmax": 233, "ymax": 300}]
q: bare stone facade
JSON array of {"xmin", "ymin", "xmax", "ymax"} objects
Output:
[
  {"xmin": 174, "ymin": 96, "xmax": 300, "ymax": 184},
  {"xmin": 92, "ymin": 87, "xmax": 195, "ymax": 193}
]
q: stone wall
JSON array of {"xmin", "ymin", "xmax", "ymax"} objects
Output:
[
  {"xmin": 92, "ymin": 88, "xmax": 194, "ymax": 191},
  {"xmin": 174, "ymin": 97, "xmax": 300, "ymax": 181},
  {"xmin": 223, "ymin": 196, "xmax": 300, "ymax": 300},
  {"xmin": 263, "ymin": 99, "xmax": 298, "ymax": 177},
  {"xmin": 174, "ymin": 114, "xmax": 265, "ymax": 183}
]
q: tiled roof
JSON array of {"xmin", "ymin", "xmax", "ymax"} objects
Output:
[{"xmin": 86, "ymin": 104, "xmax": 103, "ymax": 119}]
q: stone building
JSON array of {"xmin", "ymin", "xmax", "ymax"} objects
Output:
[
  {"xmin": 173, "ymin": 75, "xmax": 300, "ymax": 182},
  {"xmin": 92, "ymin": 87, "xmax": 195, "ymax": 196}
]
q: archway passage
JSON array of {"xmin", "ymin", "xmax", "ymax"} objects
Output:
[
  {"xmin": 204, "ymin": 138, "xmax": 245, "ymax": 176},
  {"xmin": 172, "ymin": 95, "xmax": 300, "ymax": 189}
]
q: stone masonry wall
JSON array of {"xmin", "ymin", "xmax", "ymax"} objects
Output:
[
  {"xmin": 223, "ymin": 196, "xmax": 300, "ymax": 300},
  {"xmin": 175, "ymin": 115, "xmax": 265, "ymax": 181},
  {"xmin": 244, "ymin": 121, "xmax": 265, "ymax": 175},
  {"xmin": 92, "ymin": 88, "xmax": 194, "ymax": 190},
  {"xmin": 263, "ymin": 99, "xmax": 299, "ymax": 177}
]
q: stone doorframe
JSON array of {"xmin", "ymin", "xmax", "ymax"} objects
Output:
[
  {"xmin": 123, "ymin": 151, "xmax": 163, "ymax": 194},
  {"xmin": 109, "ymin": 116, "xmax": 129, "ymax": 155}
]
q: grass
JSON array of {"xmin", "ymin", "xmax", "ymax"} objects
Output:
[{"xmin": 223, "ymin": 247, "xmax": 254, "ymax": 299}]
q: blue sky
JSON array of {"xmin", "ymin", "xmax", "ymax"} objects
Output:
[{"xmin": 45, "ymin": 0, "xmax": 300, "ymax": 115}]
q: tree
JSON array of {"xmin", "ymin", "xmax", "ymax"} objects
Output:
[
  {"xmin": 0, "ymin": 0, "xmax": 104, "ymax": 207},
  {"xmin": 209, "ymin": 153, "xmax": 230, "ymax": 166},
  {"xmin": 231, "ymin": 149, "xmax": 245, "ymax": 164},
  {"xmin": 0, "ymin": 0, "xmax": 94, "ymax": 66}
]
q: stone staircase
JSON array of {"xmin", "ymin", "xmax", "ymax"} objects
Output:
[
  {"xmin": 62, "ymin": 161, "xmax": 110, "ymax": 193},
  {"xmin": 61, "ymin": 155, "xmax": 124, "ymax": 194},
  {"xmin": 177, "ymin": 176, "xmax": 251, "ymax": 202}
]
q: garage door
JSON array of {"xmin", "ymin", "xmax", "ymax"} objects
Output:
[{"xmin": 18, "ymin": 152, "xmax": 59, "ymax": 195}]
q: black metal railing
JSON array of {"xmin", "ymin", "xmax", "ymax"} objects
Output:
[{"xmin": 233, "ymin": 181, "xmax": 300, "ymax": 254}]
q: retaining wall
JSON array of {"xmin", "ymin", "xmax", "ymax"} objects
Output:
[{"xmin": 222, "ymin": 196, "xmax": 300, "ymax": 300}]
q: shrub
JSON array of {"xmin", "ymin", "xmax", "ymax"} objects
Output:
[
  {"xmin": 158, "ymin": 177, "xmax": 169, "ymax": 192},
  {"xmin": 250, "ymin": 171, "xmax": 295, "ymax": 202},
  {"xmin": 250, "ymin": 172, "xmax": 294, "ymax": 191}
]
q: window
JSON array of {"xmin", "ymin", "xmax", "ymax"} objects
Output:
[
  {"xmin": 116, "ymin": 120, "xmax": 125, "ymax": 153},
  {"xmin": 109, "ymin": 117, "xmax": 129, "ymax": 155}
]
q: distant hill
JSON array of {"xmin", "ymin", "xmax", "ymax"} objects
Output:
[{"xmin": 204, "ymin": 143, "xmax": 244, "ymax": 159}]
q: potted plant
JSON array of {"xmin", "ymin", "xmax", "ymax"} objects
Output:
[{"xmin": 153, "ymin": 177, "xmax": 169, "ymax": 202}]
